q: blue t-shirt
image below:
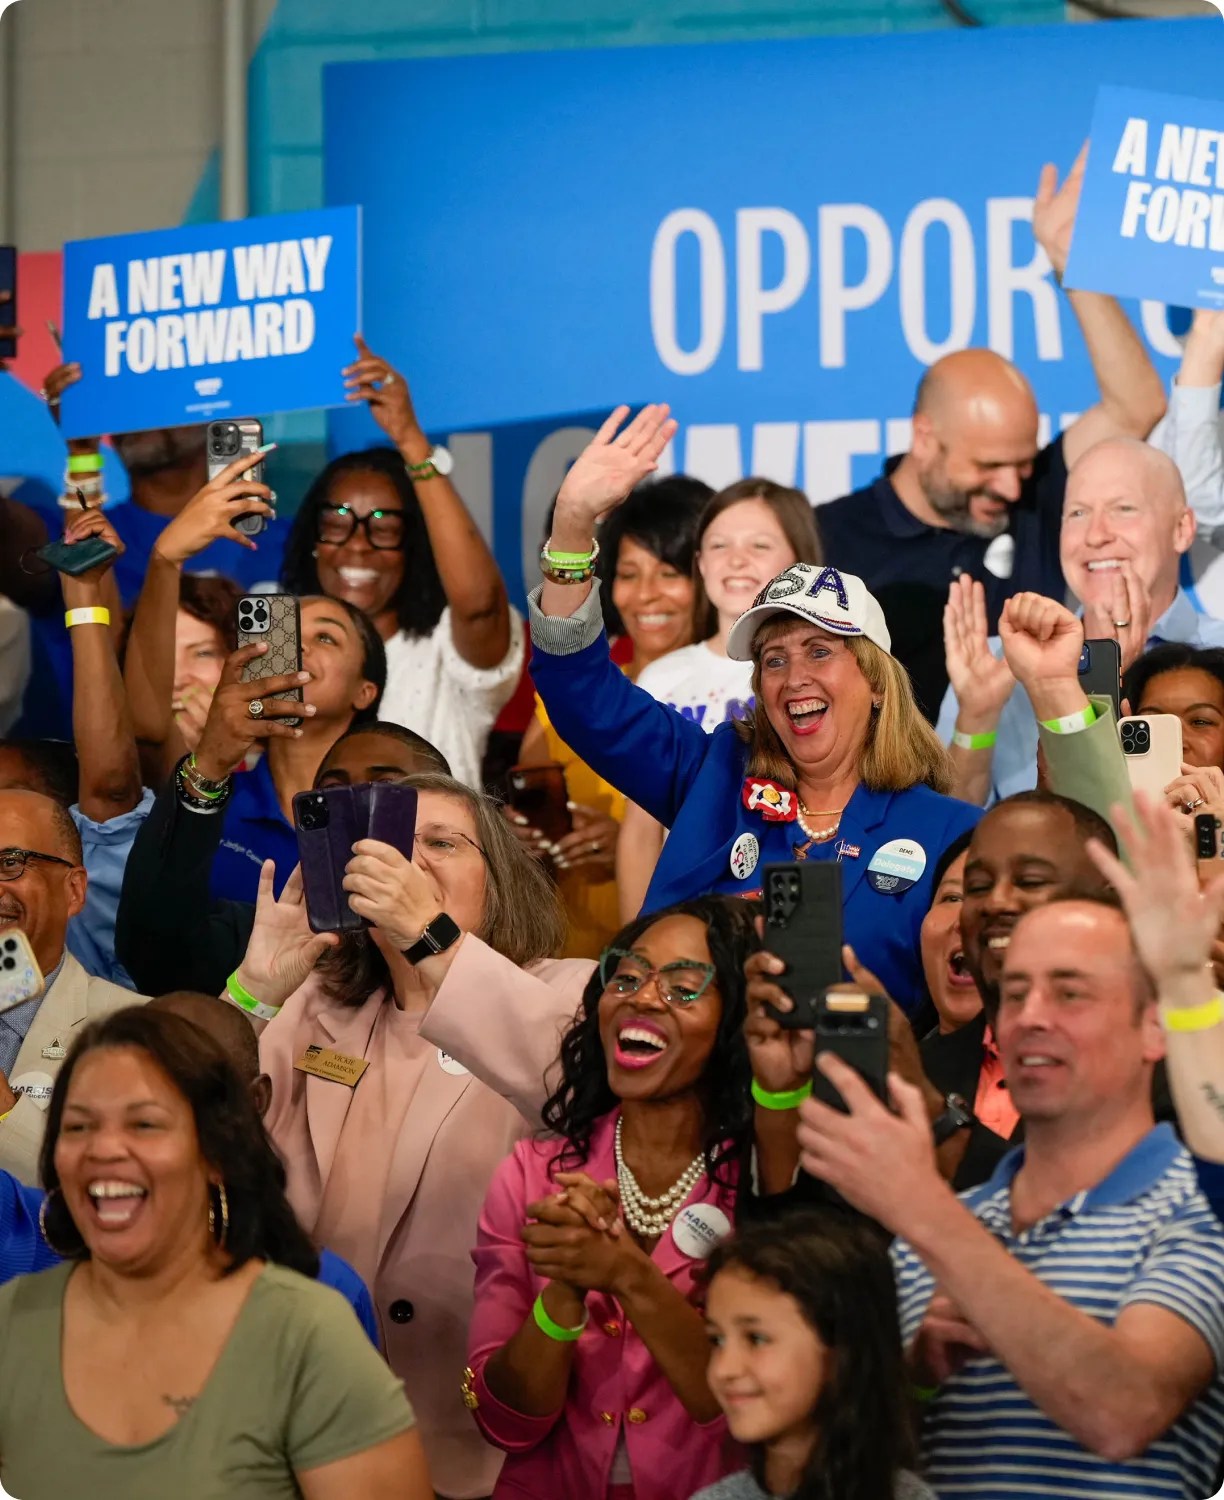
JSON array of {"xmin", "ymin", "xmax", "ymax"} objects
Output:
[
  {"xmin": 14, "ymin": 499, "xmax": 289, "ymax": 740},
  {"xmin": 317, "ymin": 1248, "xmax": 379, "ymax": 1347},
  {"xmin": 210, "ymin": 754, "xmax": 298, "ymax": 905}
]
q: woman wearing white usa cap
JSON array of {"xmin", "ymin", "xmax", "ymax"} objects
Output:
[{"xmin": 529, "ymin": 406, "xmax": 981, "ymax": 1008}]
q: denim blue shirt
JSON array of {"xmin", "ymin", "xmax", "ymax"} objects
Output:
[
  {"xmin": 67, "ymin": 787, "xmax": 156, "ymax": 991},
  {"xmin": 935, "ymin": 588, "xmax": 1224, "ymax": 805}
]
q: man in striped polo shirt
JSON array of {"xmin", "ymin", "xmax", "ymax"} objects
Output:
[{"xmin": 796, "ymin": 894, "xmax": 1224, "ymax": 1500}]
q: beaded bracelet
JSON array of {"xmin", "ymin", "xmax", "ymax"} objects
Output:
[{"xmin": 540, "ymin": 537, "xmax": 600, "ymax": 585}]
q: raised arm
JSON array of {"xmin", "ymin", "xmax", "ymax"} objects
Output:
[
  {"xmin": 798, "ymin": 1062, "xmax": 1221, "ymax": 1461},
  {"xmin": 56, "ymin": 509, "xmax": 142, "ymax": 820},
  {"xmin": 1159, "ymin": 309, "xmax": 1224, "ymax": 534},
  {"xmin": 941, "ymin": 576, "xmax": 1016, "ymax": 807},
  {"xmin": 344, "ymin": 336, "xmax": 510, "ymax": 668},
  {"xmin": 1035, "ymin": 147, "xmax": 1167, "ymax": 466}
]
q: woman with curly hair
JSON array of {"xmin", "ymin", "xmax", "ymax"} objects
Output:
[{"xmin": 466, "ymin": 895, "xmax": 760, "ymax": 1500}]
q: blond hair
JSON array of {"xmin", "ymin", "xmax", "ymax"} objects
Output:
[{"xmin": 732, "ymin": 629, "xmax": 953, "ymax": 795}]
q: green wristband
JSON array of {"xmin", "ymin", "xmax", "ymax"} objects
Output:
[
  {"xmin": 952, "ymin": 728, "xmax": 997, "ymax": 751},
  {"xmin": 225, "ymin": 971, "xmax": 282, "ymax": 1023},
  {"xmin": 532, "ymin": 1292, "xmax": 588, "ymax": 1342},
  {"xmin": 751, "ymin": 1077, "xmax": 814, "ymax": 1111},
  {"xmin": 67, "ymin": 453, "xmax": 104, "ymax": 475}
]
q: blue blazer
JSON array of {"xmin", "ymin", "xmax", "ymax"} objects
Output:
[{"xmin": 533, "ymin": 634, "xmax": 981, "ymax": 1009}]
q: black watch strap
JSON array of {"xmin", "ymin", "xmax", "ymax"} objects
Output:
[
  {"xmin": 932, "ymin": 1092, "xmax": 975, "ymax": 1147},
  {"xmin": 403, "ymin": 912, "xmax": 462, "ymax": 966}
]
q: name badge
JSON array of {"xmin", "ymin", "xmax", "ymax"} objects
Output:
[{"xmin": 293, "ymin": 1045, "xmax": 369, "ymax": 1088}]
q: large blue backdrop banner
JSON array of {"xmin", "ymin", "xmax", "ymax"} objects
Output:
[{"xmin": 323, "ymin": 18, "xmax": 1221, "ymax": 600}]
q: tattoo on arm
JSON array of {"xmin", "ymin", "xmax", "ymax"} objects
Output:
[
  {"xmin": 1200, "ymin": 1082, "xmax": 1224, "ymax": 1122},
  {"xmin": 162, "ymin": 1394, "xmax": 197, "ymax": 1419}
]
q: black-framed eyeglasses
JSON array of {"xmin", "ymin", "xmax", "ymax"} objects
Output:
[
  {"xmin": 0, "ymin": 848, "xmax": 74, "ymax": 882},
  {"xmin": 316, "ymin": 504, "xmax": 406, "ymax": 551},
  {"xmin": 597, "ymin": 947, "xmax": 717, "ymax": 1008}
]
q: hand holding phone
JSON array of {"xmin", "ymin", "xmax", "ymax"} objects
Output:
[
  {"xmin": 294, "ymin": 788, "xmax": 367, "ymax": 934},
  {"xmin": 507, "ymin": 763, "xmax": 572, "ymax": 846},
  {"xmin": 236, "ymin": 595, "xmax": 304, "ymax": 727},
  {"xmin": 1118, "ymin": 714, "xmax": 1183, "ymax": 799},
  {"xmin": 810, "ymin": 989, "xmax": 891, "ymax": 1113},
  {"xmin": 157, "ymin": 446, "xmax": 277, "ymax": 565},
  {"xmin": 207, "ymin": 419, "xmax": 270, "ymax": 537}
]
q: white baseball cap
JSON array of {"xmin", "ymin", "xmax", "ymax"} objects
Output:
[{"xmin": 726, "ymin": 563, "xmax": 892, "ymax": 661}]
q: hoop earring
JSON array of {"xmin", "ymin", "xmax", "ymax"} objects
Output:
[
  {"xmin": 208, "ymin": 1182, "xmax": 230, "ymax": 1250},
  {"xmin": 39, "ymin": 1189, "xmax": 77, "ymax": 1258}
]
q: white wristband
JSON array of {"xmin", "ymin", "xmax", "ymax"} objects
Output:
[{"xmin": 1041, "ymin": 704, "xmax": 1097, "ymax": 735}]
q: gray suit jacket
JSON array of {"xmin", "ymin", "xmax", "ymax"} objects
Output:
[{"xmin": 2, "ymin": 952, "xmax": 147, "ymax": 1185}]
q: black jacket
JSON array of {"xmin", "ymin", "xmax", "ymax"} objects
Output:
[{"xmin": 115, "ymin": 775, "xmax": 254, "ymax": 998}]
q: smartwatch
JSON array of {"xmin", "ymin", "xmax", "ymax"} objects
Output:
[
  {"xmin": 403, "ymin": 912, "xmax": 461, "ymax": 965},
  {"xmin": 932, "ymin": 1092, "xmax": 975, "ymax": 1146}
]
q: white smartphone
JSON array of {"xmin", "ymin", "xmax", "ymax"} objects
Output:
[
  {"xmin": 0, "ymin": 930, "xmax": 43, "ymax": 1015},
  {"xmin": 1118, "ymin": 713, "xmax": 1183, "ymax": 800}
]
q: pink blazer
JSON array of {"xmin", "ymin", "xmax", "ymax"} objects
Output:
[
  {"xmin": 260, "ymin": 935, "xmax": 592, "ymax": 1500},
  {"xmin": 468, "ymin": 1111, "xmax": 742, "ymax": 1500}
]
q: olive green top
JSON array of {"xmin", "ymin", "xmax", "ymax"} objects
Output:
[{"xmin": 0, "ymin": 1261, "xmax": 414, "ymax": 1500}]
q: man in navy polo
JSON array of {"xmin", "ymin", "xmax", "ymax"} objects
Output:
[
  {"xmin": 815, "ymin": 156, "xmax": 1167, "ymax": 717},
  {"xmin": 797, "ymin": 895, "xmax": 1224, "ymax": 1500}
]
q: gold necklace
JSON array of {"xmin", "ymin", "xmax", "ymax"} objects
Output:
[{"xmin": 796, "ymin": 801, "xmax": 842, "ymax": 843}]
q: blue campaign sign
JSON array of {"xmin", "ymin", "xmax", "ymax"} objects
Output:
[
  {"xmin": 59, "ymin": 207, "xmax": 361, "ymax": 439},
  {"xmin": 1068, "ymin": 86, "xmax": 1224, "ymax": 312},
  {"xmin": 322, "ymin": 19, "xmax": 1219, "ymax": 601}
]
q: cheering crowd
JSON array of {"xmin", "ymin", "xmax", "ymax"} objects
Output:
[{"xmin": 2, "ymin": 152, "xmax": 1224, "ymax": 1500}]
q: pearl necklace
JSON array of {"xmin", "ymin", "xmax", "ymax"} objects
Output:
[
  {"xmin": 614, "ymin": 1116, "xmax": 705, "ymax": 1238},
  {"xmin": 796, "ymin": 801, "xmax": 842, "ymax": 843}
]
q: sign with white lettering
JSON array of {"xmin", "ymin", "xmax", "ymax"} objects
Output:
[
  {"xmin": 59, "ymin": 206, "xmax": 361, "ymax": 437},
  {"xmin": 1067, "ymin": 86, "xmax": 1224, "ymax": 311}
]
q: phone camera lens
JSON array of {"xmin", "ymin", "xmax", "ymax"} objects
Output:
[
  {"xmin": 1, "ymin": 958, "xmax": 13, "ymax": 971},
  {"xmin": 1, "ymin": 938, "xmax": 12, "ymax": 953}
]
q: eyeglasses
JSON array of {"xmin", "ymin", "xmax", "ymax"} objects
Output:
[
  {"xmin": 598, "ymin": 948, "xmax": 717, "ymax": 1008},
  {"xmin": 415, "ymin": 829, "xmax": 488, "ymax": 864},
  {"xmin": 316, "ymin": 504, "xmax": 406, "ymax": 551},
  {"xmin": 0, "ymin": 848, "xmax": 74, "ymax": 882}
]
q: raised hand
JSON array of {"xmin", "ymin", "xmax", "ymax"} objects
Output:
[
  {"xmin": 1180, "ymin": 308, "xmax": 1224, "ymax": 387},
  {"xmin": 1087, "ymin": 791, "xmax": 1224, "ymax": 1003},
  {"xmin": 56, "ymin": 508, "xmax": 124, "ymax": 587},
  {"xmin": 999, "ymin": 592, "xmax": 1086, "ymax": 722},
  {"xmin": 944, "ymin": 575, "xmax": 1015, "ymax": 726},
  {"xmin": 153, "ymin": 447, "xmax": 277, "ymax": 564},
  {"xmin": 193, "ymin": 642, "xmax": 313, "ymax": 781},
  {"xmin": 743, "ymin": 939, "xmax": 816, "ymax": 1096},
  {"xmin": 1081, "ymin": 563, "xmax": 1153, "ymax": 674},
  {"xmin": 554, "ymin": 404, "xmax": 677, "ymax": 532},
  {"xmin": 910, "ymin": 1291, "xmax": 992, "ymax": 1386},
  {"xmin": 342, "ymin": 839, "xmax": 448, "ymax": 951},
  {"xmin": 234, "ymin": 861, "xmax": 339, "ymax": 1009},
  {"xmin": 1165, "ymin": 763, "xmax": 1224, "ymax": 822},
  {"xmin": 1033, "ymin": 142, "xmax": 1087, "ymax": 281},
  {"xmin": 551, "ymin": 803, "xmax": 619, "ymax": 878},
  {"xmin": 342, "ymin": 334, "xmax": 421, "ymax": 449}
]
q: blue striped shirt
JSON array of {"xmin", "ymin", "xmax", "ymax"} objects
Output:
[{"xmin": 892, "ymin": 1125, "xmax": 1224, "ymax": 1500}]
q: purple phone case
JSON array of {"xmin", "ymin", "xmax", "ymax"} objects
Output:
[
  {"xmin": 293, "ymin": 786, "xmax": 365, "ymax": 934},
  {"xmin": 367, "ymin": 782, "xmax": 417, "ymax": 862}
]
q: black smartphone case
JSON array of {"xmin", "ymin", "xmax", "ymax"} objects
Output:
[
  {"xmin": 293, "ymin": 787, "xmax": 365, "ymax": 934},
  {"xmin": 810, "ymin": 993, "xmax": 890, "ymax": 1112},
  {"xmin": 763, "ymin": 862, "xmax": 844, "ymax": 1030},
  {"xmin": 0, "ymin": 247, "xmax": 16, "ymax": 361},
  {"xmin": 1078, "ymin": 639, "xmax": 1122, "ymax": 721},
  {"xmin": 237, "ymin": 594, "xmax": 303, "ymax": 727}
]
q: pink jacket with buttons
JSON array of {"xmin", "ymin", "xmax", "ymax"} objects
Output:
[{"xmin": 467, "ymin": 1111, "xmax": 742, "ymax": 1500}]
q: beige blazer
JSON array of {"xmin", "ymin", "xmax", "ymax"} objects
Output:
[
  {"xmin": 1, "ymin": 951, "xmax": 146, "ymax": 1185},
  {"xmin": 260, "ymin": 935, "xmax": 593, "ymax": 1500}
]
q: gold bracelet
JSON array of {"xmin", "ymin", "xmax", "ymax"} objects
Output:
[{"xmin": 1161, "ymin": 995, "xmax": 1224, "ymax": 1033}]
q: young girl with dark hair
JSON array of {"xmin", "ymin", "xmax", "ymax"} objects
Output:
[
  {"xmin": 467, "ymin": 896, "xmax": 760, "ymax": 1500},
  {"xmin": 694, "ymin": 1213, "xmax": 935, "ymax": 1500}
]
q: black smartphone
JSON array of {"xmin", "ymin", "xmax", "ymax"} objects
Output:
[
  {"xmin": 34, "ymin": 533, "xmax": 118, "ymax": 577},
  {"xmin": 507, "ymin": 763, "xmax": 573, "ymax": 845},
  {"xmin": 0, "ymin": 247, "xmax": 16, "ymax": 361},
  {"xmin": 810, "ymin": 990, "xmax": 891, "ymax": 1113},
  {"xmin": 236, "ymin": 594, "xmax": 303, "ymax": 728},
  {"xmin": 207, "ymin": 418, "xmax": 267, "ymax": 536},
  {"xmin": 367, "ymin": 781, "xmax": 417, "ymax": 862},
  {"xmin": 763, "ymin": 862, "xmax": 844, "ymax": 1030},
  {"xmin": 293, "ymin": 787, "xmax": 366, "ymax": 934},
  {"xmin": 1078, "ymin": 638, "xmax": 1122, "ymax": 721}
]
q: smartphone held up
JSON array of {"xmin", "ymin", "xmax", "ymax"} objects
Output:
[{"xmin": 208, "ymin": 418, "xmax": 269, "ymax": 536}]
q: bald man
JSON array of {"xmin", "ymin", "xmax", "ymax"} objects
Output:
[
  {"xmin": 0, "ymin": 789, "xmax": 147, "ymax": 1183},
  {"xmin": 937, "ymin": 438, "xmax": 1224, "ymax": 805},
  {"xmin": 817, "ymin": 161, "xmax": 1165, "ymax": 715}
]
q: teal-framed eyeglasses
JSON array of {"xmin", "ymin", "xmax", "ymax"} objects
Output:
[{"xmin": 597, "ymin": 947, "xmax": 717, "ymax": 1008}]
